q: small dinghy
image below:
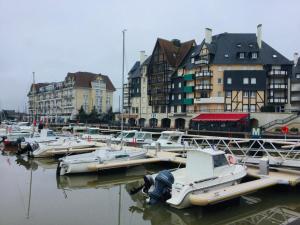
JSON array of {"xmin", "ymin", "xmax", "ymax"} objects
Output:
[
  {"xmin": 57, "ymin": 147, "xmax": 147, "ymax": 176},
  {"xmin": 131, "ymin": 148, "xmax": 247, "ymax": 209}
]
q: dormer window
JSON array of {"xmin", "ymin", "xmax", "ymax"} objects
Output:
[
  {"xmin": 224, "ymin": 54, "xmax": 229, "ymax": 58},
  {"xmin": 251, "ymin": 52, "xmax": 258, "ymax": 59},
  {"xmin": 296, "ymin": 74, "xmax": 300, "ymax": 79},
  {"xmin": 239, "ymin": 52, "xmax": 245, "ymax": 59},
  {"xmin": 249, "ymin": 44, "xmax": 254, "ymax": 48},
  {"xmin": 272, "ymin": 54, "xmax": 277, "ymax": 58},
  {"xmin": 236, "ymin": 43, "xmax": 242, "ymax": 48}
]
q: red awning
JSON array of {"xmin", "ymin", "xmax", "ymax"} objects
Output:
[{"xmin": 192, "ymin": 113, "xmax": 249, "ymax": 122}]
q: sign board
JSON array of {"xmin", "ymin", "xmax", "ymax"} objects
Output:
[
  {"xmin": 251, "ymin": 127, "xmax": 261, "ymax": 138},
  {"xmin": 281, "ymin": 126, "xmax": 289, "ymax": 134}
]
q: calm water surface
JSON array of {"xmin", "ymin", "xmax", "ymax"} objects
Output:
[{"xmin": 1, "ymin": 147, "xmax": 300, "ymax": 225}]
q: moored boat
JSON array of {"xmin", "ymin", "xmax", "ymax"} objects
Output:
[
  {"xmin": 133, "ymin": 148, "xmax": 247, "ymax": 209},
  {"xmin": 57, "ymin": 147, "xmax": 147, "ymax": 176}
]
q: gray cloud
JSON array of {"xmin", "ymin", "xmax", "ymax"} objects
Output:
[{"xmin": 0, "ymin": 0, "xmax": 299, "ymax": 111}]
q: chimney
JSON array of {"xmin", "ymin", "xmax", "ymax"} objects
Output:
[
  {"xmin": 205, "ymin": 28, "xmax": 212, "ymax": 44},
  {"xmin": 256, "ymin": 24, "xmax": 262, "ymax": 49},
  {"xmin": 294, "ymin": 52, "xmax": 299, "ymax": 66},
  {"xmin": 140, "ymin": 50, "xmax": 146, "ymax": 64}
]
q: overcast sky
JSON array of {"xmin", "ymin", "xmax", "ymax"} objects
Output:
[{"xmin": 0, "ymin": 0, "xmax": 299, "ymax": 111}]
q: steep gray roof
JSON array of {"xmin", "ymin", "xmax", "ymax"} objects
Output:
[
  {"xmin": 128, "ymin": 61, "xmax": 141, "ymax": 78},
  {"xmin": 181, "ymin": 33, "xmax": 292, "ymax": 68},
  {"xmin": 209, "ymin": 33, "xmax": 292, "ymax": 65}
]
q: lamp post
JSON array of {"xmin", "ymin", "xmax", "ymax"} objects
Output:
[{"xmin": 121, "ymin": 29, "xmax": 127, "ymax": 131}]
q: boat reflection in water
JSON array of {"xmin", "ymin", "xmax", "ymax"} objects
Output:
[{"xmin": 125, "ymin": 180, "xmax": 300, "ymax": 225}]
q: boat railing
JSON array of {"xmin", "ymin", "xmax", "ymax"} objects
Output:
[{"xmin": 181, "ymin": 136, "xmax": 300, "ymax": 168}]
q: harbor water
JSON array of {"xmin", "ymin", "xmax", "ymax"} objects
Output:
[{"xmin": 1, "ymin": 147, "xmax": 300, "ymax": 225}]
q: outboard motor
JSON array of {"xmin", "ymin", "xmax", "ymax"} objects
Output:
[
  {"xmin": 148, "ymin": 170, "xmax": 174, "ymax": 205},
  {"xmin": 16, "ymin": 143, "xmax": 32, "ymax": 155}
]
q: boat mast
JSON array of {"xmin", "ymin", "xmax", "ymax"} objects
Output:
[{"xmin": 32, "ymin": 72, "xmax": 36, "ymax": 129}]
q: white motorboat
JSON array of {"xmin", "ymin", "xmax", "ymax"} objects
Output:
[
  {"xmin": 136, "ymin": 148, "xmax": 247, "ymax": 209},
  {"xmin": 81, "ymin": 127, "xmax": 112, "ymax": 142},
  {"xmin": 3, "ymin": 125, "xmax": 33, "ymax": 145},
  {"xmin": 28, "ymin": 137, "xmax": 97, "ymax": 158},
  {"xmin": 125, "ymin": 131, "xmax": 156, "ymax": 146},
  {"xmin": 20, "ymin": 129, "xmax": 60, "ymax": 149},
  {"xmin": 147, "ymin": 131, "xmax": 189, "ymax": 151},
  {"xmin": 57, "ymin": 147, "xmax": 147, "ymax": 175},
  {"xmin": 110, "ymin": 130, "xmax": 138, "ymax": 144}
]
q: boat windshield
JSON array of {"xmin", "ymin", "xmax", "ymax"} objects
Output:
[
  {"xmin": 116, "ymin": 132, "xmax": 124, "ymax": 139},
  {"xmin": 169, "ymin": 135, "xmax": 180, "ymax": 142},
  {"xmin": 213, "ymin": 154, "xmax": 228, "ymax": 167},
  {"xmin": 47, "ymin": 131, "xmax": 55, "ymax": 136},
  {"xmin": 136, "ymin": 133, "xmax": 145, "ymax": 139},
  {"xmin": 159, "ymin": 133, "xmax": 170, "ymax": 140},
  {"xmin": 125, "ymin": 132, "xmax": 135, "ymax": 138},
  {"xmin": 88, "ymin": 129, "xmax": 98, "ymax": 135}
]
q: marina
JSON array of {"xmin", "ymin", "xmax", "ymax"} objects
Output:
[{"xmin": 1, "ymin": 145, "xmax": 300, "ymax": 225}]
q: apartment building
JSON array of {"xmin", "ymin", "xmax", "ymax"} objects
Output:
[
  {"xmin": 180, "ymin": 25, "xmax": 293, "ymax": 114},
  {"xmin": 126, "ymin": 25, "xmax": 293, "ymax": 129},
  {"xmin": 28, "ymin": 72, "xmax": 115, "ymax": 123},
  {"xmin": 124, "ymin": 51, "xmax": 152, "ymax": 127},
  {"xmin": 291, "ymin": 53, "xmax": 300, "ymax": 111}
]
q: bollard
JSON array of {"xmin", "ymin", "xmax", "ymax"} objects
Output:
[
  {"xmin": 259, "ymin": 157, "xmax": 269, "ymax": 175},
  {"xmin": 155, "ymin": 142, "xmax": 161, "ymax": 156}
]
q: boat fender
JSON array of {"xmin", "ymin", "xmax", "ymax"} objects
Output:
[
  {"xmin": 148, "ymin": 170, "xmax": 174, "ymax": 205},
  {"xmin": 227, "ymin": 154, "xmax": 236, "ymax": 165}
]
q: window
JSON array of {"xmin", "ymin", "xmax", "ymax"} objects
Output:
[
  {"xmin": 243, "ymin": 77, "xmax": 249, "ymax": 84},
  {"xmin": 296, "ymin": 74, "xmax": 300, "ymax": 79},
  {"xmin": 178, "ymin": 82, "xmax": 181, "ymax": 88},
  {"xmin": 225, "ymin": 91, "xmax": 231, "ymax": 98},
  {"xmin": 224, "ymin": 54, "xmax": 229, "ymax": 58},
  {"xmin": 217, "ymin": 78, "xmax": 222, "ymax": 84},
  {"xmin": 213, "ymin": 154, "xmax": 228, "ymax": 168},
  {"xmin": 191, "ymin": 58, "xmax": 195, "ymax": 63},
  {"xmin": 250, "ymin": 105, "xmax": 256, "ymax": 112},
  {"xmin": 250, "ymin": 91, "xmax": 256, "ymax": 98},
  {"xmin": 226, "ymin": 104, "xmax": 231, "ymax": 111},
  {"xmin": 243, "ymin": 91, "xmax": 249, "ymax": 98},
  {"xmin": 251, "ymin": 78, "xmax": 256, "ymax": 84},
  {"xmin": 217, "ymin": 91, "xmax": 222, "ymax": 97},
  {"xmin": 243, "ymin": 104, "xmax": 249, "ymax": 112},
  {"xmin": 239, "ymin": 52, "xmax": 245, "ymax": 59},
  {"xmin": 172, "ymin": 95, "xmax": 174, "ymax": 100},
  {"xmin": 178, "ymin": 94, "xmax": 181, "ymax": 100},
  {"xmin": 251, "ymin": 52, "xmax": 258, "ymax": 59},
  {"xmin": 227, "ymin": 77, "xmax": 232, "ymax": 84},
  {"xmin": 172, "ymin": 83, "xmax": 174, "ymax": 88}
]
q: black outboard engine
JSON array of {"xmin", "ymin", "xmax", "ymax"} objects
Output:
[{"xmin": 148, "ymin": 170, "xmax": 174, "ymax": 205}]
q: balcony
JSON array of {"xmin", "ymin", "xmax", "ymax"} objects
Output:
[
  {"xmin": 183, "ymin": 86, "xmax": 194, "ymax": 93},
  {"xmin": 268, "ymin": 70, "xmax": 288, "ymax": 76},
  {"xmin": 183, "ymin": 73, "xmax": 194, "ymax": 81},
  {"xmin": 195, "ymin": 84, "xmax": 213, "ymax": 90},
  {"xmin": 268, "ymin": 97, "xmax": 287, "ymax": 103},
  {"xmin": 183, "ymin": 98, "xmax": 194, "ymax": 105},
  {"xmin": 268, "ymin": 83, "xmax": 288, "ymax": 89},
  {"xmin": 195, "ymin": 71, "xmax": 212, "ymax": 78},
  {"xmin": 291, "ymin": 83, "xmax": 300, "ymax": 92},
  {"xmin": 194, "ymin": 97, "xmax": 224, "ymax": 104},
  {"xmin": 291, "ymin": 96, "xmax": 300, "ymax": 102},
  {"xmin": 194, "ymin": 59, "xmax": 209, "ymax": 65}
]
